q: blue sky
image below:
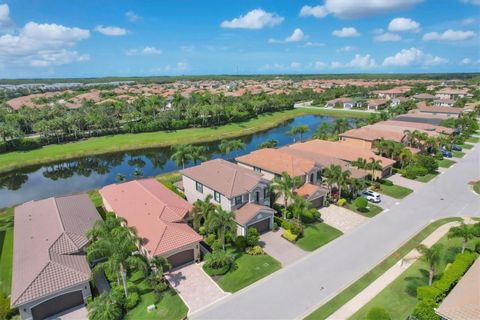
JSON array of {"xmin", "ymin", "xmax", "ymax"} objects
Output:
[{"xmin": 0, "ymin": 0, "xmax": 479, "ymax": 78}]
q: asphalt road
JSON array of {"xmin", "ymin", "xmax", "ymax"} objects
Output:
[{"xmin": 193, "ymin": 143, "xmax": 480, "ymax": 320}]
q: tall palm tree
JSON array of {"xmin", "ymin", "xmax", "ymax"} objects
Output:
[
  {"xmin": 367, "ymin": 157, "xmax": 382, "ymax": 182},
  {"xmin": 229, "ymin": 139, "xmax": 246, "ymax": 157},
  {"xmin": 337, "ymin": 169, "xmax": 352, "ymax": 199},
  {"xmin": 219, "ymin": 139, "xmax": 235, "ymax": 159},
  {"xmin": 332, "ymin": 118, "xmax": 350, "ymax": 134},
  {"xmin": 87, "ymin": 292, "xmax": 123, "ymax": 320},
  {"xmin": 206, "ymin": 207, "xmax": 237, "ymax": 251},
  {"xmin": 448, "ymin": 223, "xmax": 474, "ymax": 253},
  {"xmin": 191, "ymin": 145, "xmax": 209, "ymax": 164},
  {"xmin": 286, "ymin": 126, "xmax": 300, "ymax": 143},
  {"xmin": 271, "ymin": 172, "xmax": 301, "ymax": 218},
  {"xmin": 170, "ymin": 144, "xmax": 193, "ymax": 169},
  {"xmin": 150, "ymin": 255, "xmax": 171, "ymax": 274},
  {"xmin": 290, "ymin": 195, "xmax": 313, "ymax": 222},
  {"xmin": 323, "ymin": 164, "xmax": 342, "ymax": 198},
  {"xmin": 191, "ymin": 194, "xmax": 215, "ymax": 230},
  {"xmin": 312, "ymin": 122, "xmax": 331, "ymax": 140},
  {"xmin": 295, "ymin": 125, "xmax": 310, "ymax": 142},
  {"xmin": 399, "ymin": 148, "xmax": 413, "ymax": 168},
  {"xmin": 352, "ymin": 157, "xmax": 368, "ymax": 169},
  {"xmin": 417, "ymin": 243, "xmax": 443, "ymax": 286},
  {"xmin": 257, "ymin": 139, "xmax": 278, "ymax": 149}
]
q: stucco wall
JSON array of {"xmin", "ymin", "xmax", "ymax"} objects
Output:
[{"xmin": 182, "ymin": 175, "xmax": 232, "ymax": 211}]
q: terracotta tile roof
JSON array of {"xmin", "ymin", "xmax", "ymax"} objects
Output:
[
  {"xmin": 380, "ymin": 120, "xmax": 454, "ymax": 135},
  {"xmin": 99, "ymin": 179, "xmax": 201, "ymax": 257},
  {"xmin": 181, "ymin": 159, "xmax": 265, "ymax": 197},
  {"xmin": 413, "ymin": 93, "xmax": 436, "ymax": 100},
  {"xmin": 339, "ymin": 126, "xmax": 405, "ymax": 142},
  {"xmin": 367, "ymin": 99, "xmax": 387, "ymax": 106},
  {"xmin": 288, "ymin": 140, "xmax": 395, "ymax": 168},
  {"xmin": 11, "ymin": 194, "xmax": 100, "ymax": 307},
  {"xmin": 234, "ymin": 203, "xmax": 275, "ymax": 225},
  {"xmin": 436, "ymin": 258, "xmax": 480, "ymax": 320},
  {"xmin": 236, "ymin": 148, "xmax": 316, "ymax": 177},
  {"xmin": 417, "ymin": 104, "xmax": 464, "ymax": 114},
  {"xmin": 295, "ymin": 183, "xmax": 328, "ymax": 200}
]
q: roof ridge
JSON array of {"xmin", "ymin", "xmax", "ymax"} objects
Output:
[
  {"xmin": 152, "ymin": 223, "xmax": 168, "ymax": 255},
  {"xmin": 230, "ymin": 169, "xmax": 237, "ymax": 197},
  {"xmin": 136, "ymin": 180, "xmax": 181, "ymax": 221},
  {"xmin": 52, "ymin": 197, "xmax": 65, "ymax": 232},
  {"xmin": 50, "ymin": 254, "xmax": 90, "ymax": 277}
]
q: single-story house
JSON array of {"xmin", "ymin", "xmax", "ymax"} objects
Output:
[
  {"xmin": 416, "ymin": 105, "xmax": 464, "ymax": 118},
  {"xmin": 181, "ymin": 159, "xmax": 274, "ymax": 235},
  {"xmin": 434, "ymin": 99, "xmax": 455, "ymax": 107},
  {"xmin": 11, "ymin": 194, "xmax": 101, "ymax": 320},
  {"xmin": 390, "ymin": 96, "xmax": 409, "ymax": 107},
  {"xmin": 413, "ymin": 93, "xmax": 436, "ymax": 100},
  {"xmin": 324, "ymin": 98, "xmax": 362, "ymax": 109},
  {"xmin": 99, "ymin": 179, "xmax": 202, "ymax": 269},
  {"xmin": 379, "ymin": 120, "xmax": 454, "ymax": 135},
  {"xmin": 339, "ymin": 126, "xmax": 405, "ymax": 149},
  {"xmin": 367, "ymin": 99, "xmax": 387, "ymax": 111}
]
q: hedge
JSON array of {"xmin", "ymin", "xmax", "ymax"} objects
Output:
[{"xmin": 282, "ymin": 229, "xmax": 298, "ymax": 242}]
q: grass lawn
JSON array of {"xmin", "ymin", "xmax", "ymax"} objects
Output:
[
  {"xmin": 473, "ymin": 181, "xmax": 480, "ymax": 195},
  {"xmin": 414, "ymin": 172, "xmax": 439, "ymax": 183},
  {"xmin": 466, "ymin": 136, "xmax": 480, "ymax": 143},
  {"xmin": 347, "ymin": 202, "xmax": 383, "ymax": 218},
  {"xmin": 437, "ymin": 159, "xmax": 455, "ymax": 168},
  {"xmin": 378, "ymin": 184, "xmax": 413, "ymax": 199},
  {"xmin": 214, "ymin": 249, "xmax": 281, "ymax": 293},
  {"xmin": 0, "ymin": 208, "xmax": 13, "ymax": 295},
  {"xmin": 124, "ymin": 271, "xmax": 188, "ymax": 320},
  {"xmin": 453, "ymin": 151, "xmax": 465, "ymax": 158},
  {"xmin": 0, "ymin": 108, "xmax": 369, "ymax": 175},
  {"xmin": 305, "ymin": 217, "xmax": 461, "ymax": 320},
  {"xmin": 296, "ymin": 223, "xmax": 343, "ymax": 252},
  {"xmin": 350, "ymin": 233, "xmax": 477, "ymax": 320},
  {"xmin": 460, "ymin": 143, "xmax": 474, "ymax": 149}
]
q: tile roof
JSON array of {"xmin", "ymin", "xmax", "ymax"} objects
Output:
[
  {"xmin": 11, "ymin": 194, "xmax": 100, "ymax": 307},
  {"xmin": 380, "ymin": 120, "xmax": 454, "ymax": 135},
  {"xmin": 234, "ymin": 203, "xmax": 275, "ymax": 225},
  {"xmin": 181, "ymin": 159, "xmax": 265, "ymax": 197},
  {"xmin": 236, "ymin": 148, "xmax": 316, "ymax": 177},
  {"xmin": 417, "ymin": 104, "xmax": 464, "ymax": 114},
  {"xmin": 339, "ymin": 126, "xmax": 405, "ymax": 142},
  {"xmin": 295, "ymin": 183, "xmax": 329, "ymax": 200},
  {"xmin": 99, "ymin": 179, "xmax": 201, "ymax": 257}
]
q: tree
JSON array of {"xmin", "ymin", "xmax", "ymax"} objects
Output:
[
  {"xmin": 290, "ymin": 195, "xmax": 313, "ymax": 222},
  {"xmin": 337, "ymin": 169, "xmax": 352, "ymax": 199},
  {"xmin": 87, "ymin": 292, "xmax": 123, "ymax": 320},
  {"xmin": 296, "ymin": 125, "xmax": 310, "ymax": 142},
  {"xmin": 332, "ymin": 118, "xmax": 350, "ymax": 134},
  {"xmin": 206, "ymin": 207, "xmax": 237, "ymax": 251},
  {"xmin": 191, "ymin": 145, "xmax": 209, "ymax": 164},
  {"xmin": 257, "ymin": 139, "xmax": 278, "ymax": 149},
  {"xmin": 323, "ymin": 164, "xmax": 342, "ymax": 197},
  {"xmin": 270, "ymin": 172, "xmax": 301, "ymax": 219},
  {"xmin": 312, "ymin": 122, "xmax": 331, "ymax": 140},
  {"xmin": 229, "ymin": 139, "xmax": 246, "ymax": 157},
  {"xmin": 399, "ymin": 148, "xmax": 413, "ymax": 169},
  {"xmin": 246, "ymin": 227, "xmax": 260, "ymax": 247},
  {"xmin": 367, "ymin": 157, "xmax": 382, "ymax": 182},
  {"xmin": 448, "ymin": 223, "xmax": 474, "ymax": 253},
  {"xmin": 115, "ymin": 173, "xmax": 126, "ymax": 182},
  {"xmin": 191, "ymin": 194, "xmax": 215, "ymax": 230},
  {"xmin": 132, "ymin": 167, "xmax": 143, "ymax": 178},
  {"xmin": 417, "ymin": 243, "xmax": 443, "ymax": 286},
  {"xmin": 170, "ymin": 144, "xmax": 193, "ymax": 169}
]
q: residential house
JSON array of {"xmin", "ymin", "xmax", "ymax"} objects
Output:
[
  {"xmin": 367, "ymin": 99, "xmax": 387, "ymax": 111},
  {"xmin": 181, "ymin": 159, "xmax": 274, "ymax": 235},
  {"xmin": 339, "ymin": 126, "xmax": 406, "ymax": 150},
  {"xmin": 390, "ymin": 96, "xmax": 409, "ymax": 107},
  {"xmin": 434, "ymin": 99, "xmax": 455, "ymax": 107},
  {"xmin": 394, "ymin": 113, "xmax": 450, "ymax": 126},
  {"xmin": 416, "ymin": 105, "xmax": 464, "ymax": 118},
  {"xmin": 413, "ymin": 93, "xmax": 436, "ymax": 100},
  {"xmin": 372, "ymin": 87, "xmax": 410, "ymax": 100},
  {"xmin": 11, "ymin": 194, "xmax": 101, "ymax": 320},
  {"xmin": 325, "ymin": 97, "xmax": 362, "ymax": 109},
  {"xmin": 378, "ymin": 120, "xmax": 454, "ymax": 135},
  {"xmin": 99, "ymin": 179, "xmax": 202, "ymax": 268},
  {"xmin": 435, "ymin": 88, "xmax": 470, "ymax": 100}
]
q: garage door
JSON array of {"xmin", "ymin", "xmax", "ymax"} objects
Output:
[
  {"xmin": 167, "ymin": 249, "xmax": 194, "ymax": 268},
  {"xmin": 248, "ymin": 218, "xmax": 271, "ymax": 234},
  {"xmin": 31, "ymin": 290, "xmax": 84, "ymax": 320},
  {"xmin": 309, "ymin": 196, "xmax": 324, "ymax": 208}
]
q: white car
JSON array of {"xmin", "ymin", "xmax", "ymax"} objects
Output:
[{"xmin": 361, "ymin": 190, "xmax": 381, "ymax": 203}]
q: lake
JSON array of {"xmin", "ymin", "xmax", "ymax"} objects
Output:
[{"xmin": 0, "ymin": 115, "xmax": 353, "ymax": 208}]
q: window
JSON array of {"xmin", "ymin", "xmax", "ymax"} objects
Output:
[
  {"xmin": 195, "ymin": 182, "xmax": 203, "ymax": 193},
  {"xmin": 253, "ymin": 166, "xmax": 261, "ymax": 173},
  {"xmin": 255, "ymin": 191, "xmax": 260, "ymax": 203},
  {"xmin": 214, "ymin": 191, "xmax": 221, "ymax": 203},
  {"xmin": 234, "ymin": 195, "xmax": 242, "ymax": 206},
  {"xmin": 316, "ymin": 171, "xmax": 321, "ymax": 180}
]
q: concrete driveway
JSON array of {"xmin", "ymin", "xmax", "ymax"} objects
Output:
[
  {"xmin": 319, "ymin": 205, "xmax": 367, "ymax": 233},
  {"xmin": 260, "ymin": 229, "xmax": 307, "ymax": 266},
  {"xmin": 387, "ymin": 173, "xmax": 425, "ymax": 191},
  {"xmin": 379, "ymin": 194, "xmax": 399, "ymax": 211},
  {"xmin": 165, "ymin": 262, "xmax": 229, "ymax": 315}
]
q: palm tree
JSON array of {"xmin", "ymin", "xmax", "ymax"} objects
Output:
[
  {"xmin": 367, "ymin": 157, "xmax": 382, "ymax": 182},
  {"xmin": 170, "ymin": 144, "xmax": 193, "ymax": 169},
  {"xmin": 398, "ymin": 148, "xmax": 413, "ymax": 169},
  {"xmin": 352, "ymin": 157, "xmax": 368, "ymax": 169},
  {"xmin": 206, "ymin": 207, "xmax": 237, "ymax": 251},
  {"xmin": 286, "ymin": 126, "xmax": 300, "ymax": 143},
  {"xmin": 417, "ymin": 243, "xmax": 443, "ymax": 286},
  {"xmin": 290, "ymin": 195, "xmax": 313, "ymax": 222},
  {"xmin": 448, "ymin": 223, "xmax": 474, "ymax": 253},
  {"xmin": 191, "ymin": 145, "xmax": 209, "ymax": 164},
  {"xmin": 87, "ymin": 292, "xmax": 123, "ymax": 320},
  {"xmin": 270, "ymin": 172, "xmax": 301, "ymax": 219},
  {"xmin": 323, "ymin": 164, "xmax": 342, "ymax": 197},
  {"xmin": 403, "ymin": 130, "xmax": 414, "ymax": 147},
  {"xmin": 229, "ymin": 139, "xmax": 246, "ymax": 157},
  {"xmin": 337, "ymin": 169, "xmax": 352, "ymax": 199},
  {"xmin": 132, "ymin": 167, "xmax": 143, "ymax": 178},
  {"xmin": 332, "ymin": 118, "xmax": 350, "ymax": 134},
  {"xmin": 150, "ymin": 255, "xmax": 171, "ymax": 274},
  {"xmin": 295, "ymin": 125, "xmax": 310, "ymax": 142},
  {"xmin": 312, "ymin": 122, "xmax": 331, "ymax": 140},
  {"xmin": 191, "ymin": 194, "xmax": 215, "ymax": 230},
  {"xmin": 257, "ymin": 139, "xmax": 278, "ymax": 149},
  {"xmin": 219, "ymin": 139, "xmax": 234, "ymax": 159}
]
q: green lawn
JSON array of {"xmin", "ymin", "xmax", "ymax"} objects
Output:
[
  {"xmin": 350, "ymin": 233, "xmax": 477, "ymax": 320},
  {"xmin": 466, "ymin": 137, "xmax": 480, "ymax": 143},
  {"xmin": 437, "ymin": 159, "xmax": 455, "ymax": 168},
  {"xmin": 214, "ymin": 250, "xmax": 281, "ymax": 293},
  {"xmin": 414, "ymin": 172, "xmax": 439, "ymax": 183},
  {"xmin": 378, "ymin": 184, "xmax": 413, "ymax": 199},
  {"xmin": 296, "ymin": 223, "xmax": 343, "ymax": 252},
  {"xmin": 0, "ymin": 208, "xmax": 13, "ymax": 295},
  {"xmin": 473, "ymin": 181, "xmax": 480, "ymax": 195},
  {"xmin": 0, "ymin": 108, "xmax": 369, "ymax": 175},
  {"xmin": 347, "ymin": 202, "xmax": 383, "ymax": 218},
  {"xmin": 460, "ymin": 143, "xmax": 474, "ymax": 149},
  {"xmin": 305, "ymin": 217, "xmax": 462, "ymax": 320},
  {"xmin": 453, "ymin": 151, "xmax": 465, "ymax": 158}
]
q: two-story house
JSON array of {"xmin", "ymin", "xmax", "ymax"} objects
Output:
[{"xmin": 181, "ymin": 159, "xmax": 275, "ymax": 235}]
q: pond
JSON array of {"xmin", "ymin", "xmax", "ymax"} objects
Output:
[{"xmin": 0, "ymin": 115, "xmax": 354, "ymax": 208}]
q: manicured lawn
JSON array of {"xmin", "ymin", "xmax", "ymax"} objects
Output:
[
  {"xmin": 347, "ymin": 202, "xmax": 383, "ymax": 218},
  {"xmin": 215, "ymin": 250, "xmax": 281, "ymax": 293},
  {"xmin": 453, "ymin": 151, "xmax": 465, "ymax": 158},
  {"xmin": 460, "ymin": 143, "xmax": 474, "ymax": 149},
  {"xmin": 473, "ymin": 181, "xmax": 480, "ymax": 195},
  {"xmin": 0, "ymin": 208, "xmax": 13, "ymax": 295},
  {"xmin": 305, "ymin": 217, "xmax": 462, "ymax": 320},
  {"xmin": 378, "ymin": 184, "xmax": 413, "ymax": 199},
  {"xmin": 437, "ymin": 159, "xmax": 455, "ymax": 168},
  {"xmin": 350, "ymin": 233, "xmax": 477, "ymax": 320},
  {"xmin": 296, "ymin": 223, "xmax": 343, "ymax": 252},
  {"xmin": 0, "ymin": 108, "xmax": 370, "ymax": 175},
  {"xmin": 414, "ymin": 172, "xmax": 439, "ymax": 183},
  {"xmin": 466, "ymin": 136, "xmax": 480, "ymax": 143}
]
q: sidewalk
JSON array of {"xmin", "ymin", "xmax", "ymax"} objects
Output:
[{"xmin": 327, "ymin": 220, "xmax": 463, "ymax": 320}]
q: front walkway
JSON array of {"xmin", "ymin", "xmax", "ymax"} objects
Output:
[
  {"xmin": 165, "ymin": 262, "xmax": 229, "ymax": 315},
  {"xmin": 319, "ymin": 205, "xmax": 367, "ymax": 233},
  {"xmin": 387, "ymin": 173, "xmax": 424, "ymax": 191},
  {"xmin": 326, "ymin": 221, "xmax": 462, "ymax": 320},
  {"xmin": 260, "ymin": 229, "xmax": 307, "ymax": 266}
]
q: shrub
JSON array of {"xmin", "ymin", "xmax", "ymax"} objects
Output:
[
  {"xmin": 246, "ymin": 228, "xmax": 260, "ymax": 247},
  {"xmin": 416, "ymin": 286, "xmax": 443, "ymax": 302},
  {"xmin": 198, "ymin": 226, "xmax": 206, "ymax": 236},
  {"xmin": 354, "ymin": 197, "xmax": 368, "ymax": 211},
  {"xmin": 204, "ymin": 250, "xmax": 234, "ymax": 270},
  {"xmin": 203, "ymin": 263, "xmax": 230, "ymax": 276},
  {"xmin": 412, "ymin": 299, "xmax": 439, "ymax": 320},
  {"xmin": 246, "ymin": 245, "xmax": 264, "ymax": 255},
  {"xmin": 300, "ymin": 208, "xmax": 320, "ymax": 223},
  {"xmin": 403, "ymin": 165, "xmax": 428, "ymax": 179},
  {"xmin": 272, "ymin": 222, "xmax": 279, "ymax": 231},
  {"xmin": 282, "ymin": 229, "xmax": 298, "ymax": 242},
  {"xmin": 235, "ymin": 236, "xmax": 247, "ymax": 251},
  {"xmin": 336, "ymin": 198, "xmax": 347, "ymax": 206},
  {"xmin": 366, "ymin": 307, "xmax": 391, "ymax": 320},
  {"xmin": 274, "ymin": 216, "xmax": 283, "ymax": 226},
  {"xmin": 475, "ymin": 241, "xmax": 480, "ymax": 254},
  {"xmin": 415, "ymin": 154, "xmax": 439, "ymax": 173},
  {"xmin": 281, "ymin": 219, "xmax": 292, "ymax": 231},
  {"xmin": 211, "ymin": 240, "xmax": 222, "ymax": 251},
  {"xmin": 124, "ymin": 291, "xmax": 140, "ymax": 310},
  {"xmin": 380, "ymin": 179, "xmax": 393, "ymax": 186},
  {"xmin": 204, "ymin": 234, "xmax": 216, "ymax": 246},
  {"xmin": 432, "ymin": 251, "xmax": 476, "ymax": 295},
  {"xmin": 290, "ymin": 220, "xmax": 304, "ymax": 235}
]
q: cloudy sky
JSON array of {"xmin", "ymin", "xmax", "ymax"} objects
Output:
[{"xmin": 0, "ymin": 0, "xmax": 479, "ymax": 78}]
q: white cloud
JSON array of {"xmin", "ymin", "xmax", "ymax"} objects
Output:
[
  {"xmin": 126, "ymin": 46, "xmax": 162, "ymax": 56},
  {"xmin": 338, "ymin": 45, "xmax": 355, "ymax": 52},
  {"xmin": 290, "ymin": 61, "xmax": 302, "ymax": 68},
  {"xmin": 221, "ymin": 9, "xmax": 283, "ymax": 29},
  {"xmin": 0, "ymin": 4, "xmax": 13, "ymax": 30},
  {"xmin": 0, "ymin": 21, "xmax": 90, "ymax": 67},
  {"xmin": 324, "ymin": 0, "xmax": 423, "ymax": 19},
  {"xmin": 176, "ymin": 61, "xmax": 188, "ymax": 70},
  {"xmin": 460, "ymin": 58, "xmax": 471, "ymax": 64},
  {"xmin": 286, "ymin": 28, "xmax": 305, "ymax": 42},
  {"xmin": 95, "ymin": 25, "xmax": 128, "ymax": 36},
  {"xmin": 462, "ymin": 17, "xmax": 477, "ymax": 25},
  {"xmin": 372, "ymin": 28, "xmax": 384, "ymax": 35},
  {"xmin": 331, "ymin": 61, "xmax": 343, "ymax": 68},
  {"xmin": 299, "ymin": 5, "xmax": 328, "ymax": 19},
  {"xmin": 423, "ymin": 29, "xmax": 476, "ymax": 41},
  {"xmin": 388, "ymin": 17, "xmax": 420, "ymax": 32},
  {"xmin": 347, "ymin": 54, "xmax": 376, "ymax": 68},
  {"xmin": 125, "ymin": 11, "xmax": 141, "ymax": 22},
  {"xmin": 332, "ymin": 27, "xmax": 360, "ymax": 37},
  {"xmin": 301, "ymin": 41, "xmax": 324, "ymax": 47},
  {"xmin": 374, "ymin": 32, "xmax": 402, "ymax": 42},
  {"xmin": 460, "ymin": 0, "xmax": 480, "ymax": 5},
  {"xmin": 383, "ymin": 47, "xmax": 447, "ymax": 66},
  {"xmin": 314, "ymin": 61, "xmax": 327, "ymax": 69}
]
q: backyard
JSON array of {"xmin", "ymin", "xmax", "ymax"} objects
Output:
[
  {"xmin": 296, "ymin": 223, "xmax": 343, "ymax": 252},
  {"xmin": 0, "ymin": 208, "xmax": 13, "ymax": 295}
]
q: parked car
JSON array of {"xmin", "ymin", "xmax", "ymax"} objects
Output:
[
  {"xmin": 361, "ymin": 190, "xmax": 381, "ymax": 203},
  {"xmin": 442, "ymin": 150, "xmax": 452, "ymax": 158},
  {"xmin": 452, "ymin": 145, "xmax": 462, "ymax": 151}
]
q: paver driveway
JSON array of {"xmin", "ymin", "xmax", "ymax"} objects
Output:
[
  {"xmin": 319, "ymin": 205, "xmax": 367, "ymax": 233},
  {"xmin": 165, "ymin": 262, "xmax": 229, "ymax": 315},
  {"xmin": 260, "ymin": 229, "xmax": 307, "ymax": 266}
]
